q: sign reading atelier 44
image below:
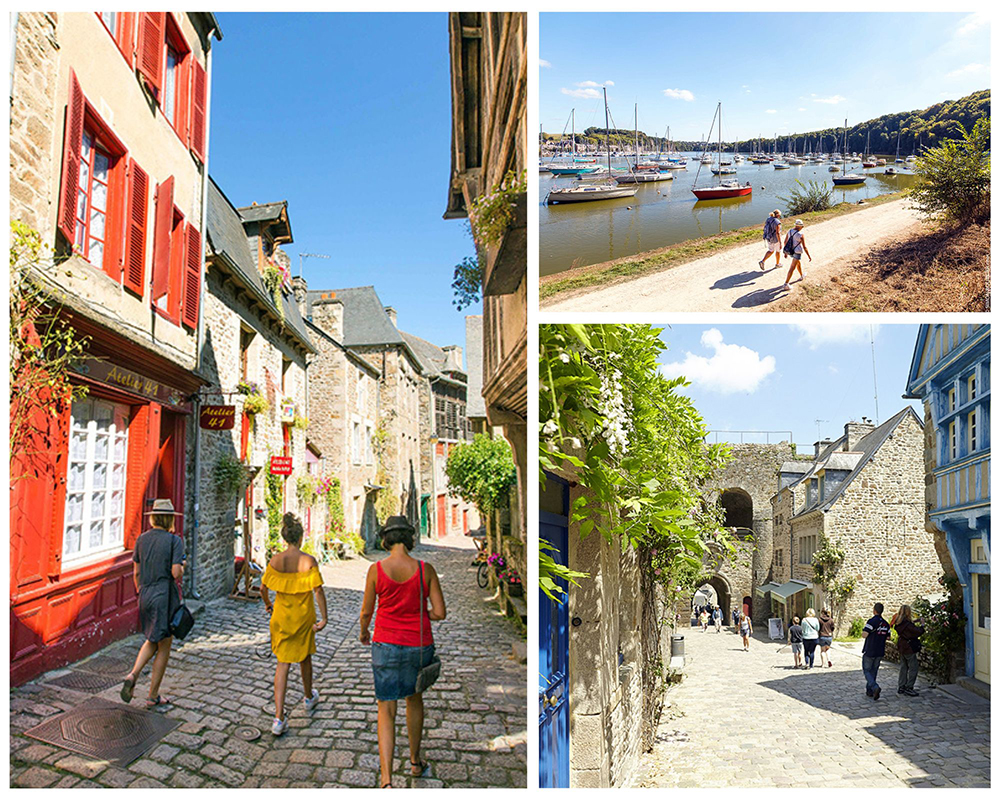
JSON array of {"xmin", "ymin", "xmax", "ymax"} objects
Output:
[
  {"xmin": 269, "ymin": 456, "xmax": 293, "ymax": 476},
  {"xmin": 199, "ymin": 405, "xmax": 237, "ymax": 430}
]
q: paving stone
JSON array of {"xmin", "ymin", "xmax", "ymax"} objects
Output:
[
  {"xmin": 202, "ymin": 762, "xmax": 243, "ymax": 786},
  {"xmin": 53, "ymin": 754, "xmax": 106, "ymax": 779},
  {"xmin": 131, "ymin": 759, "xmax": 174, "ymax": 781},
  {"xmin": 14, "ymin": 767, "xmax": 61, "ymax": 788}
]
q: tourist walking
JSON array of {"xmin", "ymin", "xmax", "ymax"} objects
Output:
[
  {"xmin": 120, "ymin": 499, "xmax": 185, "ymax": 708},
  {"xmin": 781, "ymin": 219, "xmax": 811, "ymax": 290},
  {"xmin": 801, "ymin": 608, "xmax": 821, "ymax": 668},
  {"xmin": 818, "ymin": 608, "xmax": 836, "ymax": 667},
  {"xmin": 700, "ymin": 609, "xmax": 710, "ymax": 632},
  {"xmin": 787, "ymin": 616, "xmax": 804, "ymax": 668},
  {"xmin": 732, "ymin": 608, "xmax": 739, "ymax": 629},
  {"xmin": 861, "ymin": 602, "xmax": 891, "ymax": 700},
  {"xmin": 360, "ymin": 516, "xmax": 446, "ymax": 788},
  {"xmin": 261, "ymin": 513, "xmax": 328, "ymax": 736},
  {"xmin": 739, "ymin": 611, "xmax": 753, "ymax": 651},
  {"xmin": 891, "ymin": 604, "xmax": 925, "ymax": 696},
  {"xmin": 713, "ymin": 606, "xmax": 722, "ymax": 633},
  {"xmin": 758, "ymin": 209, "xmax": 783, "ymax": 270}
]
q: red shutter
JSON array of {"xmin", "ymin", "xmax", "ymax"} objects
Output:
[
  {"xmin": 151, "ymin": 176, "xmax": 175, "ymax": 304},
  {"xmin": 181, "ymin": 223, "xmax": 202, "ymax": 329},
  {"xmin": 123, "ymin": 159, "xmax": 149, "ymax": 296},
  {"xmin": 124, "ymin": 404, "xmax": 150, "ymax": 550},
  {"xmin": 189, "ymin": 60, "xmax": 207, "ymax": 162},
  {"xmin": 137, "ymin": 12, "xmax": 165, "ymax": 93},
  {"xmin": 57, "ymin": 72, "xmax": 85, "ymax": 244}
]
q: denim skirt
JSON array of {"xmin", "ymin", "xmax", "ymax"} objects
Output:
[{"xmin": 371, "ymin": 642, "xmax": 436, "ymax": 701}]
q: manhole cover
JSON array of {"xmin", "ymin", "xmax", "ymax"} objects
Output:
[
  {"xmin": 45, "ymin": 671, "xmax": 120, "ymax": 694},
  {"xmin": 24, "ymin": 697, "xmax": 179, "ymax": 766},
  {"xmin": 234, "ymin": 725, "xmax": 261, "ymax": 742},
  {"xmin": 74, "ymin": 654, "xmax": 134, "ymax": 677}
]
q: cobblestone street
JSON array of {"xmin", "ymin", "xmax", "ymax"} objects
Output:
[
  {"xmin": 632, "ymin": 625, "xmax": 990, "ymax": 788},
  {"xmin": 10, "ymin": 535, "xmax": 527, "ymax": 789}
]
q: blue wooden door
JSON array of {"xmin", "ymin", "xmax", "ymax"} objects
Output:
[{"xmin": 539, "ymin": 475, "xmax": 570, "ymax": 788}]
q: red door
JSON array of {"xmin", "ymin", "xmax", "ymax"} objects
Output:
[{"xmin": 436, "ymin": 495, "xmax": 446, "ymax": 538}]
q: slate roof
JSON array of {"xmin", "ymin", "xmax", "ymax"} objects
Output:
[
  {"xmin": 305, "ymin": 286, "xmax": 404, "ymax": 348},
  {"xmin": 205, "ymin": 178, "xmax": 314, "ymax": 353},
  {"xmin": 790, "ymin": 407, "xmax": 922, "ymax": 519},
  {"xmin": 237, "ymin": 201, "xmax": 286, "ymax": 224}
]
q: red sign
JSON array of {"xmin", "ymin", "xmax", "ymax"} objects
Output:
[
  {"xmin": 269, "ymin": 456, "xmax": 293, "ymax": 476},
  {"xmin": 199, "ymin": 405, "xmax": 236, "ymax": 430}
]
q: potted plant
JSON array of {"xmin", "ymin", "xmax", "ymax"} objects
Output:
[
  {"xmin": 487, "ymin": 552, "xmax": 506, "ymax": 576},
  {"xmin": 501, "ymin": 567, "xmax": 523, "ymax": 597},
  {"xmin": 238, "ymin": 380, "xmax": 269, "ymax": 417}
]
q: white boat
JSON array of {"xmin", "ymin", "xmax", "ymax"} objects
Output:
[{"xmin": 832, "ymin": 118, "xmax": 867, "ymax": 186}]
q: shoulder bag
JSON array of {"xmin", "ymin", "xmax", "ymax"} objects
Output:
[
  {"xmin": 414, "ymin": 561, "xmax": 441, "ymax": 693},
  {"xmin": 169, "ymin": 579, "xmax": 195, "ymax": 640}
]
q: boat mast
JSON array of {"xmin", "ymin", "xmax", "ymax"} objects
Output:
[
  {"xmin": 571, "ymin": 109, "xmax": 576, "ymax": 160},
  {"xmin": 604, "ymin": 87, "xmax": 611, "ymax": 178},
  {"xmin": 634, "ymin": 103, "xmax": 638, "ymax": 170}
]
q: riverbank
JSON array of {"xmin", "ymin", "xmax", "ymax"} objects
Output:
[{"xmin": 539, "ymin": 194, "xmax": 959, "ymax": 312}]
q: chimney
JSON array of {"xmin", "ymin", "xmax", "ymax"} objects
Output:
[
  {"xmin": 813, "ymin": 438, "xmax": 833, "ymax": 457},
  {"xmin": 844, "ymin": 418, "xmax": 876, "ymax": 451},
  {"xmin": 442, "ymin": 345, "xmax": 463, "ymax": 372},
  {"xmin": 384, "ymin": 306, "xmax": 397, "ymax": 327},
  {"xmin": 291, "ymin": 275, "xmax": 308, "ymax": 319},
  {"xmin": 311, "ymin": 294, "xmax": 344, "ymax": 341}
]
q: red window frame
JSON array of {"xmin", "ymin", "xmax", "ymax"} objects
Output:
[
  {"xmin": 162, "ymin": 14, "xmax": 191, "ymax": 142},
  {"xmin": 95, "ymin": 12, "xmax": 135, "ymax": 64}
]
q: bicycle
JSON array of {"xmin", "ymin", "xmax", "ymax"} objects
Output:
[{"xmin": 476, "ymin": 559, "xmax": 490, "ymax": 589}]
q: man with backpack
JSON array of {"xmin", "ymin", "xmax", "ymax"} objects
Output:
[
  {"xmin": 758, "ymin": 210, "xmax": 783, "ymax": 270},
  {"xmin": 861, "ymin": 602, "xmax": 891, "ymax": 700}
]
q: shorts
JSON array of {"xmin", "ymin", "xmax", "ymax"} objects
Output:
[
  {"xmin": 371, "ymin": 642, "xmax": 436, "ymax": 701},
  {"xmin": 790, "ymin": 250, "xmax": 804, "ymax": 261},
  {"xmin": 791, "ymin": 642, "xmax": 803, "ymax": 654},
  {"xmin": 765, "ymin": 239, "xmax": 781, "ymax": 252},
  {"xmin": 817, "ymin": 636, "xmax": 833, "ymax": 648}
]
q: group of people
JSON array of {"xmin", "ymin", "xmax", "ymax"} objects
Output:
[
  {"xmin": 759, "ymin": 209, "xmax": 812, "ymax": 291},
  {"xmin": 786, "ymin": 603, "xmax": 925, "ymax": 701},
  {"xmin": 120, "ymin": 501, "xmax": 446, "ymax": 788},
  {"xmin": 697, "ymin": 604, "xmax": 723, "ymax": 633},
  {"xmin": 695, "ymin": 603, "xmax": 755, "ymax": 651}
]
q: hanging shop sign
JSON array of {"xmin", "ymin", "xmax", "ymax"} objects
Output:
[
  {"xmin": 200, "ymin": 405, "xmax": 237, "ymax": 430},
  {"xmin": 71, "ymin": 359, "xmax": 187, "ymax": 407},
  {"xmin": 269, "ymin": 456, "xmax": 293, "ymax": 476}
]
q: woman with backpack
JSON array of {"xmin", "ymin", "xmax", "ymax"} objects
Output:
[
  {"xmin": 891, "ymin": 604, "xmax": 925, "ymax": 696},
  {"xmin": 781, "ymin": 219, "xmax": 812, "ymax": 290},
  {"xmin": 758, "ymin": 210, "xmax": 783, "ymax": 270}
]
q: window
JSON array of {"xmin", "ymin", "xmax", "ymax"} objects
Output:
[
  {"xmin": 100, "ymin": 12, "xmax": 117, "ymax": 33},
  {"xmin": 948, "ymin": 387, "xmax": 956, "ymax": 413},
  {"xmin": 97, "ymin": 12, "xmax": 134, "ymax": 58},
  {"xmin": 798, "ymin": 535, "xmax": 817, "ymax": 564},
  {"xmin": 282, "ymin": 358, "xmax": 292, "ymax": 396},
  {"xmin": 949, "ymin": 420, "xmax": 958, "ymax": 461},
  {"xmin": 163, "ymin": 46, "xmax": 179, "ymax": 125},
  {"xmin": 352, "ymin": 422, "xmax": 361, "ymax": 465},
  {"xmin": 74, "ymin": 130, "xmax": 113, "ymax": 270},
  {"xmin": 969, "ymin": 411, "xmax": 978, "ymax": 452},
  {"xmin": 775, "ymin": 549, "xmax": 784, "ymax": 568},
  {"xmin": 240, "ymin": 328, "xmax": 254, "ymax": 380},
  {"xmin": 64, "ymin": 398, "xmax": 129, "ymax": 565},
  {"xmin": 969, "ymin": 374, "xmax": 978, "ymax": 401}
]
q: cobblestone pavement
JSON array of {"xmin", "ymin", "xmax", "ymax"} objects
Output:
[
  {"xmin": 632, "ymin": 625, "xmax": 990, "ymax": 788},
  {"xmin": 10, "ymin": 535, "xmax": 527, "ymax": 788}
]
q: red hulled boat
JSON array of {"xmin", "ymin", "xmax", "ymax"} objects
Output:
[{"xmin": 692, "ymin": 181, "xmax": 753, "ymax": 200}]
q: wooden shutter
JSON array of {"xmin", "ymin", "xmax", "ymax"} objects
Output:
[
  {"xmin": 151, "ymin": 176, "xmax": 175, "ymax": 304},
  {"xmin": 57, "ymin": 71, "xmax": 85, "ymax": 244},
  {"xmin": 189, "ymin": 60, "xmax": 207, "ymax": 162},
  {"xmin": 181, "ymin": 223, "xmax": 202, "ymax": 328},
  {"xmin": 137, "ymin": 12, "xmax": 165, "ymax": 93},
  {"xmin": 123, "ymin": 159, "xmax": 149, "ymax": 296}
]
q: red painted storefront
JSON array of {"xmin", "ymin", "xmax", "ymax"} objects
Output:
[{"xmin": 10, "ymin": 315, "xmax": 200, "ymax": 686}]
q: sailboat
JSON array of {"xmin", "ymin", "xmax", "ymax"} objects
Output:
[
  {"xmin": 615, "ymin": 104, "xmax": 673, "ymax": 184},
  {"xmin": 692, "ymin": 102, "xmax": 752, "ymax": 200},
  {"xmin": 832, "ymin": 118, "xmax": 866, "ymax": 186},
  {"xmin": 547, "ymin": 88, "xmax": 639, "ymax": 204},
  {"xmin": 547, "ymin": 110, "xmax": 600, "ymax": 175},
  {"xmin": 862, "ymin": 130, "xmax": 876, "ymax": 168},
  {"xmin": 894, "ymin": 130, "xmax": 905, "ymax": 163}
]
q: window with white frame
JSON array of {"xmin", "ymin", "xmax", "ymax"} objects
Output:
[
  {"xmin": 948, "ymin": 387, "xmax": 956, "ymax": 413},
  {"xmin": 365, "ymin": 424, "xmax": 373, "ymax": 465},
  {"xmin": 949, "ymin": 420, "xmax": 958, "ymax": 461},
  {"xmin": 798, "ymin": 535, "xmax": 818, "ymax": 564},
  {"xmin": 352, "ymin": 421, "xmax": 361, "ymax": 464},
  {"xmin": 968, "ymin": 410, "xmax": 978, "ymax": 452},
  {"xmin": 64, "ymin": 398, "xmax": 129, "ymax": 564},
  {"xmin": 968, "ymin": 374, "xmax": 977, "ymax": 401}
]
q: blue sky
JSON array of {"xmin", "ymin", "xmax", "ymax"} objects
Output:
[
  {"xmin": 657, "ymin": 324, "xmax": 924, "ymax": 447},
  {"xmin": 540, "ymin": 12, "xmax": 990, "ymax": 142},
  {"xmin": 210, "ymin": 13, "xmax": 476, "ymax": 351}
]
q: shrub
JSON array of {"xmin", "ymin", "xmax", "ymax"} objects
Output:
[
  {"xmin": 910, "ymin": 117, "xmax": 990, "ymax": 224},
  {"xmin": 445, "ymin": 433, "xmax": 517, "ymax": 514},
  {"xmin": 214, "ymin": 454, "xmax": 250, "ymax": 500},
  {"xmin": 296, "ymin": 476, "xmax": 317, "ymax": 508},
  {"xmin": 848, "ymin": 618, "xmax": 865, "ymax": 638},
  {"xmin": 780, "ymin": 180, "xmax": 833, "ymax": 216},
  {"xmin": 265, "ymin": 469, "xmax": 284, "ymax": 556}
]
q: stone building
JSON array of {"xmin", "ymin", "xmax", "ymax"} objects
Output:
[
  {"xmin": 905, "ymin": 323, "xmax": 991, "ymax": 686},
  {"xmin": 763, "ymin": 409, "xmax": 940, "ymax": 628},
  {"xmin": 9, "ymin": 11, "xmax": 221, "ymax": 685},
  {"xmin": 198, "ymin": 179, "xmax": 314, "ymax": 601}
]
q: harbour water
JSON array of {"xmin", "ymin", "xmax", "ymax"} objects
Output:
[{"xmin": 540, "ymin": 153, "xmax": 916, "ymax": 277}]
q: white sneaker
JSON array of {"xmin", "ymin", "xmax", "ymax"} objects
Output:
[
  {"xmin": 782, "ymin": 283, "xmax": 791, "ymax": 291},
  {"xmin": 304, "ymin": 689, "xmax": 320, "ymax": 712},
  {"xmin": 271, "ymin": 717, "xmax": 288, "ymax": 736}
]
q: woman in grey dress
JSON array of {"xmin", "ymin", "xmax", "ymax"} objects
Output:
[{"xmin": 120, "ymin": 499, "xmax": 185, "ymax": 707}]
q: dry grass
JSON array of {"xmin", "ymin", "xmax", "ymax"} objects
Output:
[{"xmin": 771, "ymin": 218, "xmax": 990, "ymax": 312}]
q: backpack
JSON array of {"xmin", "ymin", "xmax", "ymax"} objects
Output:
[
  {"xmin": 783, "ymin": 229, "xmax": 800, "ymax": 256},
  {"xmin": 763, "ymin": 216, "xmax": 779, "ymax": 241}
]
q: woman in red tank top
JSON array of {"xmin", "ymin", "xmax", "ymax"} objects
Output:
[{"xmin": 360, "ymin": 516, "xmax": 446, "ymax": 788}]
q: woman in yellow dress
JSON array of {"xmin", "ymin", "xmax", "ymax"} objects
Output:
[{"xmin": 261, "ymin": 513, "xmax": 328, "ymax": 736}]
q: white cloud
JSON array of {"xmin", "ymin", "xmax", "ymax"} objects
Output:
[
  {"xmin": 561, "ymin": 87, "xmax": 600, "ymax": 99},
  {"xmin": 575, "ymin": 80, "xmax": 613, "ymax": 88},
  {"xmin": 828, "ymin": 364, "xmax": 839, "ymax": 375},
  {"xmin": 793, "ymin": 324, "xmax": 879, "ymax": 350},
  {"xmin": 765, "ymin": 109, "xmax": 777, "ymax": 114},
  {"xmin": 662, "ymin": 88, "xmax": 695, "ymax": 102},
  {"xmin": 605, "ymin": 80, "xmax": 615, "ymax": 86},
  {"xmin": 812, "ymin": 94, "xmax": 846, "ymax": 105},
  {"xmin": 956, "ymin": 12, "xmax": 988, "ymax": 36},
  {"xmin": 660, "ymin": 329, "xmax": 776, "ymax": 395},
  {"xmin": 539, "ymin": 59, "xmax": 552, "ymax": 68},
  {"xmin": 798, "ymin": 107, "xmax": 806, "ymax": 112},
  {"xmin": 946, "ymin": 62, "xmax": 987, "ymax": 78}
]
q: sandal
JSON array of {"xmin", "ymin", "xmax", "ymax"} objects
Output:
[
  {"xmin": 146, "ymin": 695, "xmax": 171, "ymax": 708},
  {"xmin": 120, "ymin": 675, "xmax": 135, "ymax": 703},
  {"xmin": 409, "ymin": 760, "xmax": 430, "ymax": 777}
]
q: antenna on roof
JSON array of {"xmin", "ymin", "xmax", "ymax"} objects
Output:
[
  {"xmin": 815, "ymin": 419, "xmax": 828, "ymax": 441},
  {"xmin": 870, "ymin": 325, "xmax": 879, "ymax": 426},
  {"xmin": 298, "ymin": 252, "xmax": 330, "ymax": 279}
]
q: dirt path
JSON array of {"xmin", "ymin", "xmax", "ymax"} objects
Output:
[{"xmin": 541, "ymin": 199, "xmax": 924, "ymax": 313}]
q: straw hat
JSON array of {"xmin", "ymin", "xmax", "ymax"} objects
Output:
[{"xmin": 145, "ymin": 498, "xmax": 182, "ymax": 515}]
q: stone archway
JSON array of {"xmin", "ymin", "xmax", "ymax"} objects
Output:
[
  {"xmin": 695, "ymin": 574, "xmax": 733, "ymax": 622},
  {"xmin": 719, "ymin": 488, "xmax": 753, "ymax": 531}
]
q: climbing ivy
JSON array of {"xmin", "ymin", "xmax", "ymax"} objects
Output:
[
  {"xmin": 265, "ymin": 468, "xmax": 284, "ymax": 557},
  {"xmin": 812, "ymin": 536, "xmax": 855, "ymax": 604}
]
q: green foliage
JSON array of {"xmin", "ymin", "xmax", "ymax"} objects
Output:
[
  {"xmin": 539, "ymin": 324, "xmax": 734, "ymax": 603},
  {"xmin": 243, "ymin": 391, "xmax": 269, "ymax": 417},
  {"xmin": 260, "ymin": 263, "xmax": 286, "ymax": 325},
  {"xmin": 468, "ymin": 169, "xmax": 527, "ymax": 250},
  {"xmin": 213, "ymin": 454, "xmax": 250, "ymax": 500},
  {"xmin": 445, "ymin": 434, "xmax": 517, "ymax": 514},
  {"xmin": 296, "ymin": 475, "xmax": 317, "ymax": 508},
  {"xmin": 780, "ymin": 180, "xmax": 833, "ymax": 216},
  {"xmin": 451, "ymin": 254, "xmax": 482, "ymax": 311},
  {"xmin": 911, "ymin": 575, "xmax": 967, "ymax": 680},
  {"xmin": 265, "ymin": 468, "xmax": 284, "ymax": 557},
  {"xmin": 372, "ymin": 420, "xmax": 396, "ymax": 523},
  {"xmin": 539, "ymin": 538, "xmax": 590, "ymax": 602},
  {"xmin": 910, "ymin": 116, "xmax": 990, "ymax": 224},
  {"xmin": 318, "ymin": 476, "xmax": 345, "ymax": 536},
  {"xmin": 848, "ymin": 618, "xmax": 865, "ymax": 638},
  {"xmin": 10, "ymin": 221, "xmax": 91, "ymax": 478},
  {"xmin": 340, "ymin": 531, "xmax": 366, "ymax": 556},
  {"xmin": 292, "ymin": 413, "xmax": 309, "ymax": 431},
  {"xmin": 812, "ymin": 536, "xmax": 855, "ymax": 605}
]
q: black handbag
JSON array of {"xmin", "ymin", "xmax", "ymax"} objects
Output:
[
  {"xmin": 414, "ymin": 561, "xmax": 441, "ymax": 693},
  {"xmin": 169, "ymin": 582, "xmax": 194, "ymax": 639}
]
